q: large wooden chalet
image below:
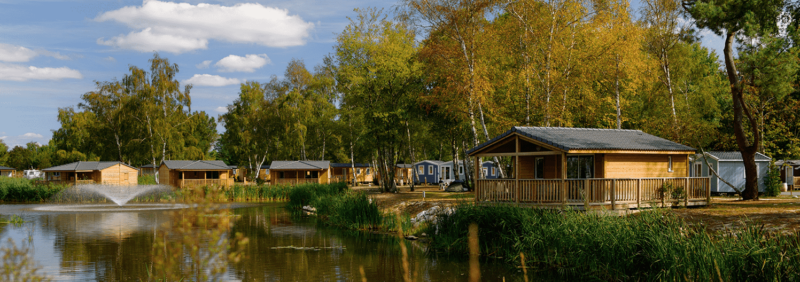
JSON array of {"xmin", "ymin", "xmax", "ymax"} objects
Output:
[
  {"xmin": 41, "ymin": 161, "xmax": 138, "ymax": 185},
  {"xmin": 158, "ymin": 160, "xmax": 234, "ymax": 188},
  {"xmin": 269, "ymin": 161, "xmax": 331, "ymax": 185},
  {"xmin": 468, "ymin": 127, "xmax": 710, "ymax": 210},
  {"xmin": 0, "ymin": 166, "xmax": 14, "ymax": 177}
]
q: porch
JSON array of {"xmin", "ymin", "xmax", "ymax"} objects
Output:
[
  {"xmin": 475, "ymin": 177, "xmax": 710, "ymax": 210},
  {"xmin": 272, "ymin": 178, "xmax": 321, "ymax": 185},
  {"xmin": 35, "ymin": 179, "xmax": 97, "ymax": 186},
  {"xmin": 179, "ymin": 179, "xmax": 235, "ymax": 188}
]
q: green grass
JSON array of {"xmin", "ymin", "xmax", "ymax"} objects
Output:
[
  {"xmin": 0, "ymin": 177, "xmax": 68, "ymax": 202},
  {"xmin": 427, "ymin": 204, "xmax": 800, "ymax": 281},
  {"xmin": 138, "ymin": 175, "xmax": 158, "ymax": 185}
]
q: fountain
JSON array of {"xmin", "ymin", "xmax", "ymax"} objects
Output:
[{"xmin": 33, "ymin": 184, "xmax": 189, "ymax": 212}]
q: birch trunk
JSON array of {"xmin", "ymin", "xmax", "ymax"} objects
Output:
[
  {"xmin": 477, "ymin": 102, "xmax": 506, "ymax": 178},
  {"xmin": 615, "ymin": 56, "xmax": 622, "ymax": 129},
  {"xmin": 405, "ymin": 120, "xmax": 416, "ymax": 191}
]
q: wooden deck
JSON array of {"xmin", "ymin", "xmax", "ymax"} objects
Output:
[
  {"xmin": 475, "ymin": 177, "xmax": 710, "ymax": 210},
  {"xmin": 179, "ymin": 179, "xmax": 234, "ymax": 188},
  {"xmin": 271, "ymin": 178, "xmax": 322, "ymax": 185}
]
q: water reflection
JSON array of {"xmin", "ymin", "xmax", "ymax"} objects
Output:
[{"xmin": 0, "ymin": 204, "xmax": 526, "ymax": 281}]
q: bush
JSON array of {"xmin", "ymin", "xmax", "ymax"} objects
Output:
[
  {"xmin": 0, "ymin": 177, "xmax": 66, "ymax": 202},
  {"xmin": 313, "ymin": 191, "xmax": 382, "ymax": 230},
  {"xmin": 764, "ymin": 160, "xmax": 782, "ymax": 197},
  {"xmin": 138, "ymin": 175, "xmax": 158, "ymax": 185}
]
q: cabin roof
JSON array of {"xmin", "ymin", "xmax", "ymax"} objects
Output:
[
  {"xmin": 776, "ymin": 160, "xmax": 800, "ymax": 166},
  {"xmin": 269, "ymin": 161, "xmax": 330, "ymax": 170},
  {"xmin": 703, "ymin": 151, "xmax": 771, "ymax": 162},
  {"xmin": 330, "ymin": 163, "xmax": 371, "ymax": 168},
  {"xmin": 161, "ymin": 160, "xmax": 231, "ymax": 170},
  {"xmin": 415, "ymin": 160, "xmax": 448, "ymax": 165},
  {"xmin": 43, "ymin": 161, "xmax": 135, "ymax": 172},
  {"xmin": 468, "ymin": 127, "xmax": 695, "ymax": 155},
  {"xmin": 0, "ymin": 165, "xmax": 15, "ymax": 170},
  {"xmin": 140, "ymin": 164, "xmax": 156, "ymax": 168},
  {"xmin": 396, "ymin": 164, "xmax": 414, "ymax": 168}
]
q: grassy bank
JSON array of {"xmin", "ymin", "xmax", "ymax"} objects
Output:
[
  {"xmin": 0, "ymin": 177, "xmax": 67, "ymax": 202},
  {"xmin": 427, "ymin": 204, "xmax": 800, "ymax": 280}
]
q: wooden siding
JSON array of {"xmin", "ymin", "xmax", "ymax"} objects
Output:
[
  {"xmin": 158, "ymin": 164, "xmax": 170, "ymax": 186},
  {"xmin": 604, "ymin": 154, "xmax": 688, "ymax": 178},
  {"xmin": 159, "ymin": 163, "xmax": 233, "ymax": 188},
  {"xmin": 98, "ymin": 164, "xmax": 138, "ymax": 185},
  {"xmin": 270, "ymin": 169, "xmax": 331, "ymax": 185}
]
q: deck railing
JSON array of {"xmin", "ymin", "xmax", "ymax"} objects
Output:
[
  {"xmin": 793, "ymin": 177, "xmax": 800, "ymax": 190},
  {"xmin": 272, "ymin": 178, "xmax": 321, "ymax": 185},
  {"xmin": 476, "ymin": 177, "xmax": 710, "ymax": 209},
  {"xmin": 181, "ymin": 179, "xmax": 234, "ymax": 188}
]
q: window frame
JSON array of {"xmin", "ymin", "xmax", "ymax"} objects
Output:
[
  {"xmin": 418, "ymin": 165, "xmax": 424, "ymax": 175},
  {"xmin": 428, "ymin": 165, "xmax": 433, "ymax": 175},
  {"xmin": 491, "ymin": 167, "xmax": 496, "ymax": 176},
  {"xmin": 482, "ymin": 167, "xmax": 488, "ymax": 178},
  {"xmin": 566, "ymin": 155, "xmax": 594, "ymax": 179},
  {"xmin": 459, "ymin": 165, "xmax": 464, "ymax": 175},
  {"xmin": 668, "ymin": 156, "xmax": 673, "ymax": 173},
  {"xmin": 366, "ymin": 168, "xmax": 370, "ymax": 175},
  {"xmin": 535, "ymin": 157, "xmax": 545, "ymax": 179}
]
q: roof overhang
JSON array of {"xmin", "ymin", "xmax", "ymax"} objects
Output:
[{"xmin": 469, "ymin": 132, "xmax": 694, "ymax": 157}]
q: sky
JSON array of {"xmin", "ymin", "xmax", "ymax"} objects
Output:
[{"xmin": 0, "ymin": 0, "xmax": 724, "ymax": 149}]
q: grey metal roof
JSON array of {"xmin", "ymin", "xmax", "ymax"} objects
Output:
[
  {"xmin": 0, "ymin": 166, "xmax": 15, "ymax": 170},
  {"xmin": 467, "ymin": 127, "xmax": 695, "ymax": 154},
  {"xmin": 331, "ymin": 163, "xmax": 370, "ymax": 168},
  {"xmin": 776, "ymin": 160, "xmax": 800, "ymax": 166},
  {"xmin": 269, "ymin": 161, "xmax": 330, "ymax": 170},
  {"xmin": 705, "ymin": 151, "xmax": 771, "ymax": 162},
  {"xmin": 396, "ymin": 164, "xmax": 414, "ymax": 168},
  {"xmin": 161, "ymin": 160, "xmax": 231, "ymax": 170},
  {"xmin": 140, "ymin": 164, "xmax": 156, "ymax": 168},
  {"xmin": 43, "ymin": 161, "xmax": 134, "ymax": 172},
  {"xmin": 415, "ymin": 160, "xmax": 447, "ymax": 166}
]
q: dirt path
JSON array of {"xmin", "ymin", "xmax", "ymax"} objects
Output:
[{"xmin": 672, "ymin": 196, "xmax": 800, "ymax": 233}]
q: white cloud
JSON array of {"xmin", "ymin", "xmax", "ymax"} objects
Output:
[
  {"xmin": 21, "ymin": 133, "xmax": 43, "ymax": 138},
  {"xmin": 184, "ymin": 74, "xmax": 240, "ymax": 87},
  {"xmin": 0, "ymin": 63, "xmax": 82, "ymax": 81},
  {"xmin": 95, "ymin": 0, "xmax": 314, "ymax": 54},
  {"xmin": 0, "ymin": 133, "xmax": 48, "ymax": 148},
  {"xmin": 0, "ymin": 43, "xmax": 71, "ymax": 62},
  {"xmin": 0, "ymin": 43, "xmax": 38, "ymax": 62},
  {"xmin": 215, "ymin": 54, "xmax": 270, "ymax": 73},
  {"xmin": 215, "ymin": 106, "xmax": 228, "ymax": 113},
  {"xmin": 103, "ymin": 56, "xmax": 117, "ymax": 62},
  {"xmin": 196, "ymin": 60, "xmax": 212, "ymax": 69}
]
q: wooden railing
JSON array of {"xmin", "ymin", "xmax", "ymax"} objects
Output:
[
  {"xmin": 793, "ymin": 177, "xmax": 800, "ymax": 190},
  {"xmin": 272, "ymin": 178, "xmax": 321, "ymax": 185},
  {"xmin": 476, "ymin": 177, "xmax": 710, "ymax": 209},
  {"xmin": 181, "ymin": 179, "xmax": 234, "ymax": 188}
]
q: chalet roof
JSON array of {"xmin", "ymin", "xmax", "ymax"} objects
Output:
[
  {"xmin": 416, "ymin": 160, "xmax": 448, "ymax": 165},
  {"xmin": 467, "ymin": 127, "xmax": 695, "ymax": 154},
  {"xmin": 43, "ymin": 161, "xmax": 134, "ymax": 172},
  {"xmin": 0, "ymin": 165, "xmax": 15, "ymax": 170},
  {"xmin": 161, "ymin": 160, "xmax": 231, "ymax": 170},
  {"xmin": 140, "ymin": 164, "xmax": 156, "ymax": 168},
  {"xmin": 396, "ymin": 164, "xmax": 414, "ymax": 168},
  {"xmin": 331, "ymin": 163, "xmax": 371, "ymax": 168},
  {"xmin": 776, "ymin": 160, "xmax": 800, "ymax": 166},
  {"xmin": 269, "ymin": 161, "xmax": 330, "ymax": 170},
  {"xmin": 704, "ymin": 151, "xmax": 771, "ymax": 162}
]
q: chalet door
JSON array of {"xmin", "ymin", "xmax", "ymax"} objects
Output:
[
  {"xmin": 694, "ymin": 164, "xmax": 702, "ymax": 177},
  {"xmin": 788, "ymin": 166, "xmax": 795, "ymax": 185},
  {"xmin": 445, "ymin": 167, "xmax": 451, "ymax": 180}
]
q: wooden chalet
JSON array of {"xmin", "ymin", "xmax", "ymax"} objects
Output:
[
  {"xmin": 468, "ymin": 127, "xmax": 710, "ymax": 210},
  {"xmin": 395, "ymin": 164, "xmax": 414, "ymax": 185},
  {"xmin": 777, "ymin": 160, "xmax": 800, "ymax": 190},
  {"xmin": 41, "ymin": 161, "xmax": 138, "ymax": 185},
  {"xmin": 331, "ymin": 163, "xmax": 373, "ymax": 184},
  {"xmin": 0, "ymin": 166, "xmax": 15, "ymax": 177},
  {"xmin": 139, "ymin": 164, "xmax": 157, "ymax": 176},
  {"xmin": 269, "ymin": 161, "xmax": 331, "ymax": 185},
  {"xmin": 158, "ymin": 160, "xmax": 234, "ymax": 188}
]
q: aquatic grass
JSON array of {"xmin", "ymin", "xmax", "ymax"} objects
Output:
[
  {"xmin": 313, "ymin": 191, "xmax": 383, "ymax": 230},
  {"xmin": 0, "ymin": 215, "xmax": 25, "ymax": 225},
  {"xmin": 0, "ymin": 177, "xmax": 67, "ymax": 202},
  {"xmin": 427, "ymin": 204, "xmax": 800, "ymax": 280}
]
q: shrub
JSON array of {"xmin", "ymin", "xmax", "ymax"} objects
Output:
[
  {"xmin": 138, "ymin": 175, "xmax": 158, "ymax": 185},
  {"xmin": 764, "ymin": 160, "xmax": 782, "ymax": 197}
]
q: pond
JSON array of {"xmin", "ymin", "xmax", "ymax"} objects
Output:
[{"xmin": 0, "ymin": 203, "xmax": 529, "ymax": 281}]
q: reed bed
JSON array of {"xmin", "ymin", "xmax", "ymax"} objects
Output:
[
  {"xmin": 428, "ymin": 204, "xmax": 800, "ymax": 281},
  {"xmin": 0, "ymin": 177, "xmax": 67, "ymax": 202}
]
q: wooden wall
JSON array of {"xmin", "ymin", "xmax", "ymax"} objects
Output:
[
  {"xmin": 99, "ymin": 164, "xmax": 138, "ymax": 185},
  {"xmin": 604, "ymin": 154, "xmax": 688, "ymax": 178},
  {"xmin": 159, "ymin": 164, "xmax": 170, "ymax": 185}
]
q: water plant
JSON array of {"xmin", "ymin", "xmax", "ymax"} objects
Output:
[
  {"xmin": 0, "ymin": 177, "xmax": 67, "ymax": 203},
  {"xmin": 427, "ymin": 204, "xmax": 800, "ymax": 280},
  {"xmin": 0, "ymin": 238, "xmax": 49, "ymax": 281}
]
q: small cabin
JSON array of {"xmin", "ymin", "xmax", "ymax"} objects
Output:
[
  {"xmin": 693, "ymin": 152, "xmax": 771, "ymax": 193},
  {"xmin": 158, "ymin": 160, "xmax": 234, "ymax": 188},
  {"xmin": 139, "ymin": 164, "xmax": 157, "ymax": 176},
  {"xmin": 395, "ymin": 164, "xmax": 414, "ymax": 185},
  {"xmin": 0, "ymin": 166, "xmax": 15, "ymax": 177},
  {"xmin": 777, "ymin": 160, "xmax": 800, "ymax": 190},
  {"xmin": 331, "ymin": 163, "xmax": 373, "ymax": 184},
  {"xmin": 41, "ymin": 161, "xmax": 138, "ymax": 185},
  {"xmin": 468, "ymin": 127, "xmax": 710, "ymax": 209},
  {"xmin": 237, "ymin": 165, "xmax": 270, "ymax": 183},
  {"xmin": 414, "ymin": 160, "xmax": 448, "ymax": 184},
  {"xmin": 269, "ymin": 161, "xmax": 331, "ymax": 185}
]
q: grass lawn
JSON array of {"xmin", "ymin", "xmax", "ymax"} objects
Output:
[{"xmin": 669, "ymin": 196, "xmax": 800, "ymax": 234}]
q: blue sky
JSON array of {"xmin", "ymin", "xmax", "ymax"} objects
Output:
[{"xmin": 0, "ymin": 0, "xmax": 723, "ymax": 149}]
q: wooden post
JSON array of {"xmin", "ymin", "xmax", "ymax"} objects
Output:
[
  {"xmin": 584, "ymin": 178, "xmax": 590, "ymax": 210},
  {"xmin": 684, "ymin": 178, "xmax": 689, "ymax": 207},
  {"xmin": 515, "ymin": 137, "xmax": 520, "ymax": 204},
  {"xmin": 636, "ymin": 179, "xmax": 641, "ymax": 209},
  {"xmin": 181, "ymin": 171, "xmax": 185, "ymax": 188},
  {"xmin": 475, "ymin": 156, "xmax": 481, "ymax": 204},
  {"xmin": 561, "ymin": 153, "xmax": 567, "ymax": 206},
  {"xmin": 706, "ymin": 177, "xmax": 711, "ymax": 205},
  {"xmin": 611, "ymin": 179, "xmax": 616, "ymax": 210}
]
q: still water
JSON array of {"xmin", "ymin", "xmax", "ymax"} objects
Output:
[{"xmin": 0, "ymin": 203, "xmax": 526, "ymax": 281}]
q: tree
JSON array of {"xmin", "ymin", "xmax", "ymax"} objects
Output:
[
  {"xmin": 641, "ymin": 0, "xmax": 685, "ymax": 134},
  {"xmin": 683, "ymin": 0, "xmax": 785, "ymax": 199}
]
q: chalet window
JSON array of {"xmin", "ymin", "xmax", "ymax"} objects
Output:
[
  {"xmin": 357, "ymin": 168, "xmax": 362, "ymax": 175},
  {"xmin": 279, "ymin": 171, "xmax": 285, "ymax": 178},
  {"xmin": 418, "ymin": 165, "xmax": 424, "ymax": 175},
  {"xmin": 491, "ymin": 167, "xmax": 496, "ymax": 176},
  {"xmin": 708, "ymin": 165, "xmax": 712, "ymax": 177},
  {"xmin": 428, "ymin": 165, "xmax": 433, "ymax": 175},
  {"xmin": 567, "ymin": 156, "xmax": 594, "ymax": 179},
  {"xmin": 306, "ymin": 171, "xmax": 319, "ymax": 178},
  {"xmin": 459, "ymin": 165, "xmax": 464, "ymax": 175},
  {"xmin": 366, "ymin": 168, "xmax": 371, "ymax": 175},
  {"xmin": 207, "ymin": 171, "xmax": 219, "ymax": 179},
  {"xmin": 482, "ymin": 168, "xmax": 488, "ymax": 177},
  {"xmin": 535, "ymin": 157, "xmax": 545, "ymax": 179},
  {"xmin": 668, "ymin": 156, "xmax": 673, "ymax": 173}
]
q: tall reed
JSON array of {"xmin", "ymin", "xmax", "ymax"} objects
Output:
[{"xmin": 427, "ymin": 204, "xmax": 800, "ymax": 280}]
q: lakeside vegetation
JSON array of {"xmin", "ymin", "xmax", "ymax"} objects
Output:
[{"xmin": 428, "ymin": 204, "xmax": 800, "ymax": 280}]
